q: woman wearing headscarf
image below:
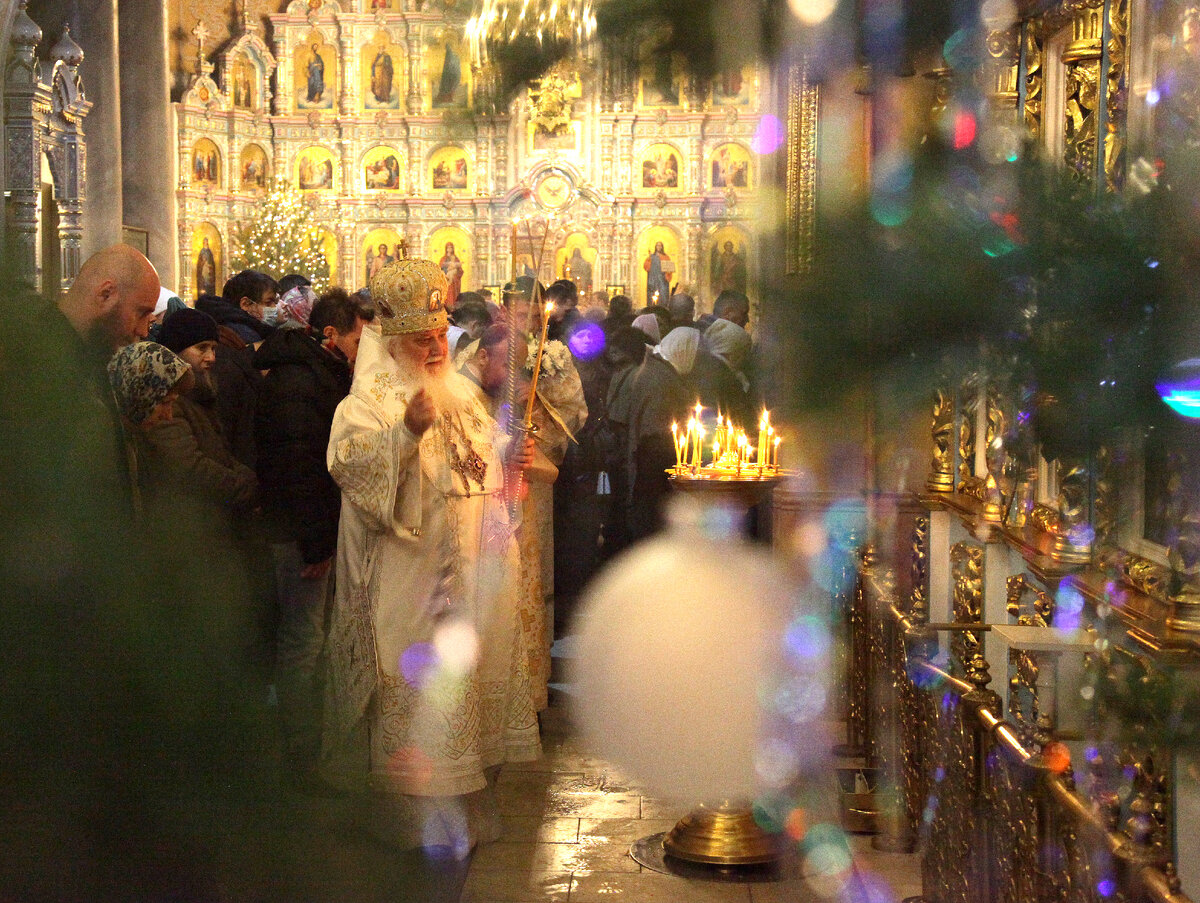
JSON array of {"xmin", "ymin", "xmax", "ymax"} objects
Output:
[
  {"xmin": 693, "ymin": 317, "xmax": 755, "ymax": 427},
  {"xmin": 276, "ymin": 285, "xmax": 317, "ymax": 330},
  {"xmin": 108, "ymin": 341, "xmax": 194, "ymax": 429},
  {"xmin": 107, "ymin": 342, "xmax": 195, "ymax": 516},
  {"xmin": 631, "ymin": 312, "xmax": 661, "ymax": 344},
  {"xmin": 626, "ymin": 326, "xmax": 700, "ymax": 540}
]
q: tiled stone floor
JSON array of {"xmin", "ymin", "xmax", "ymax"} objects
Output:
[
  {"xmin": 214, "ymin": 648, "xmax": 923, "ymax": 902},
  {"xmin": 457, "ymin": 685, "xmax": 924, "ymax": 903}
]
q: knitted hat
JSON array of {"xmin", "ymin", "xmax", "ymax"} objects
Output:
[
  {"xmin": 107, "ymin": 342, "xmax": 193, "ymax": 425},
  {"xmin": 159, "ymin": 307, "xmax": 220, "ymax": 353},
  {"xmin": 370, "ymin": 252, "xmax": 450, "ymax": 336}
]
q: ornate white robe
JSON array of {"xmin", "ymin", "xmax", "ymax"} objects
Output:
[{"xmin": 324, "ymin": 326, "xmax": 539, "ymax": 799}]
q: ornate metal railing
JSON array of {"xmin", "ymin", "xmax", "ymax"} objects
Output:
[{"xmin": 850, "ymin": 553, "xmax": 1192, "ymax": 903}]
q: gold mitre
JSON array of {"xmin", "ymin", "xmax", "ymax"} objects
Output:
[{"xmin": 370, "ymin": 246, "xmax": 450, "ymax": 336}]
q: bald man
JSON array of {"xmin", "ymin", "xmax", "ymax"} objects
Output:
[
  {"xmin": 59, "ymin": 242, "xmax": 161, "ymax": 350},
  {"xmin": 0, "ymin": 245, "xmax": 179, "ymax": 896}
]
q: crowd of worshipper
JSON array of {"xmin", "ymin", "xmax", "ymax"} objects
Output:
[{"xmin": 0, "ymin": 243, "xmax": 759, "ymax": 897}]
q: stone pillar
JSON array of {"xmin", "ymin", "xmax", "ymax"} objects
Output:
[
  {"xmin": 30, "ymin": 0, "xmax": 123, "ymax": 257},
  {"xmin": 117, "ymin": 0, "xmax": 175, "ymax": 287}
]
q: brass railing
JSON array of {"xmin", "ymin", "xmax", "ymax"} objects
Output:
[{"xmin": 849, "ymin": 556, "xmax": 1192, "ymax": 903}]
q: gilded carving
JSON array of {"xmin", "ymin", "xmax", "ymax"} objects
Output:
[
  {"xmin": 1063, "ymin": 5, "xmax": 1104, "ymax": 181},
  {"xmin": 1103, "ymin": 0, "xmax": 1129, "ymax": 192},
  {"xmin": 951, "ymin": 541, "xmax": 984, "ymax": 673},
  {"xmin": 784, "ymin": 60, "xmax": 817, "ymax": 276},
  {"xmin": 1022, "ymin": 16, "xmax": 1044, "ymax": 139},
  {"xmin": 927, "ymin": 388, "xmax": 956, "ymax": 492},
  {"xmin": 958, "ymin": 374, "xmax": 979, "ymax": 492},
  {"xmin": 1053, "ymin": 456, "xmax": 1094, "ymax": 565},
  {"xmin": 1006, "ymin": 573, "xmax": 1055, "ymax": 626}
]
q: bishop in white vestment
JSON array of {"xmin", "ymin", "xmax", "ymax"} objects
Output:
[{"xmin": 323, "ymin": 255, "xmax": 539, "ymax": 850}]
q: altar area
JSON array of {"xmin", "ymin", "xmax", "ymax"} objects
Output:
[{"xmin": 172, "ymin": 0, "xmax": 770, "ymax": 306}]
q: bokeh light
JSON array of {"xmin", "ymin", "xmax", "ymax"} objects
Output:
[
  {"xmin": 802, "ymin": 822, "xmax": 853, "ymax": 898},
  {"xmin": 399, "ymin": 642, "xmax": 439, "ymax": 688},
  {"xmin": 567, "ymin": 321, "xmax": 605, "ymax": 360},
  {"xmin": 784, "ymin": 614, "xmax": 832, "ymax": 661},
  {"xmin": 433, "ymin": 619, "xmax": 479, "ymax": 676},
  {"xmin": 952, "ymin": 110, "xmax": 978, "ymax": 150},
  {"xmin": 752, "ymin": 114, "xmax": 786, "ymax": 155},
  {"xmin": 788, "ymin": 0, "xmax": 838, "ymax": 25},
  {"xmin": 1043, "ymin": 741, "xmax": 1071, "ymax": 774},
  {"xmin": 1055, "ymin": 578, "xmax": 1085, "ymax": 630},
  {"xmin": 1157, "ymin": 358, "xmax": 1200, "ymax": 417}
]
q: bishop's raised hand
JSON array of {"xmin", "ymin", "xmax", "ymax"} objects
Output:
[{"xmin": 403, "ymin": 388, "xmax": 436, "ymax": 436}]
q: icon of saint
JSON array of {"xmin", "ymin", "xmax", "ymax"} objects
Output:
[
  {"xmin": 439, "ymin": 241, "xmax": 463, "ymax": 307},
  {"xmin": 196, "ymin": 237, "xmax": 217, "ymax": 296},
  {"xmin": 306, "ymin": 44, "xmax": 325, "ymax": 104},
  {"xmin": 644, "ymin": 241, "xmax": 672, "ymax": 304},
  {"xmin": 370, "ymin": 46, "xmax": 394, "ymax": 104}
]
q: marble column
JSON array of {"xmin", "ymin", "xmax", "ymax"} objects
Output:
[
  {"xmin": 118, "ymin": 0, "xmax": 176, "ymax": 287},
  {"xmin": 30, "ymin": 0, "xmax": 123, "ymax": 258}
]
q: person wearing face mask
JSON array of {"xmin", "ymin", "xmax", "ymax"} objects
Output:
[{"xmin": 252, "ymin": 288, "xmax": 375, "ymax": 794}]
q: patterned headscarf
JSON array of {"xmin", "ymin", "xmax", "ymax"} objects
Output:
[
  {"xmin": 107, "ymin": 342, "xmax": 192, "ymax": 425},
  {"xmin": 278, "ymin": 285, "xmax": 317, "ymax": 327}
]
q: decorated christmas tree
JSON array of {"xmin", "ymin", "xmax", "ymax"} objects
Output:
[{"xmin": 231, "ymin": 179, "xmax": 332, "ymax": 293}]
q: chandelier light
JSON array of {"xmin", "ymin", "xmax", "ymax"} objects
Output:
[{"xmin": 465, "ymin": 0, "xmax": 597, "ymax": 69}]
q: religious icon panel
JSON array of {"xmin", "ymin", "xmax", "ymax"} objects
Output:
[
  {"xmin": 427, "ymin": 30, "xmax": 470, "ymax": 110},
  {"xmin": 192, "ymin": 138, "xmax": 222, "ymax": 188},
  {"xmin": 191, "ymin": 222, "xmax": 223, "ymax": 299},
  {"xmin": 295, "ymin": 33, "xmax": 337, "ymax": 111},
  {"xmin": 639, "ymin": 143, "xmax": 683, "ymax": 191},
  {"xmin": 428, "ymin": 145, "xmax": 470, "ymax": 191},
  {"xmin": 361, "ymin": 33, "xmax": 401, "ymax": 110},
  {"xmin": 711, "ymin": 65, "xmax": 755, "ymax": 107},
  {"xmin": 362, "ymin": 227, "xmax": 405, "ymax": 288},
  {"xmin": 709, "ymin": 143, "xmax": 752, "ymax": 190},
  {"xmin": 296, "ymin": 146, "xmax": 337, "ymax": 191},
  {"xmin": 636, "ymin": 225, "xmax": 681, "ymax": 308},
  {"xmin": 363, "ymin": 0, "xmax": 398, "ymax": 8},
  {"xmin": 230, "ymin": 55, "xmax": 258, "ymax": 110},
  {"xmin": 240, "ymin": 143, "xmax": 269, "ymax": 192},
  {"xmin": 362, "ymin": 145, "xmax": 404, "ymax": 191},
  {"xmin": 556, "ymin": 232, "xmax": 597, "ymax": 297},
  {"xmin": 637, "ymin": 38, "xmax": 684, "ymax": 108},
  {"xmin": 427, "ymin": 226, "xmax": 471, "ymax": 307},
  {"xmin": 706, "ymin": 225, "xmax": 750, "ymax": 299}
]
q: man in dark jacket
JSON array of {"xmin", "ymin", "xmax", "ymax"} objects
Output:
[
  {"xmin": 0, "ymin": 245, "xmax": 163, "ymax": 899},
  {"xmin": 253, "ymin": 289, "xmax": 372, "ymax": 787},
  {"xmin": 195, "ymin": 272, "xmax": 278, "ymax": 464}
]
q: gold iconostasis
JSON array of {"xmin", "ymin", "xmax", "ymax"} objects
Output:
[{"xmin": 174, "ymin": 0, "xmax": 767, "ymax": 307}]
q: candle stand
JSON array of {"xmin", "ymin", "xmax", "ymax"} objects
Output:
[{"xmin": 627, "ymin": 468, "xmax": 794, "ymax": 876}]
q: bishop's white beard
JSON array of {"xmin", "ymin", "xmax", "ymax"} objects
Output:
[{"xmin": 387, "ymin": 338, "xmax": 477, "ymax": 422}]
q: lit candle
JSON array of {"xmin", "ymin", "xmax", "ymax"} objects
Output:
[
  {"xmin": 757, "ymin": 410, "xmax": 769, "ymax": 468},
  {"xmin": 693, "ymin": 423, "xmax": 703, "ymax": 468},
  {"xmin": 671, "ymin": 421, "xmax": 681, "ymax": 473},
  {"xmin": 773, "ymin": 436, "xmax": 782, "ymax": 470}
]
